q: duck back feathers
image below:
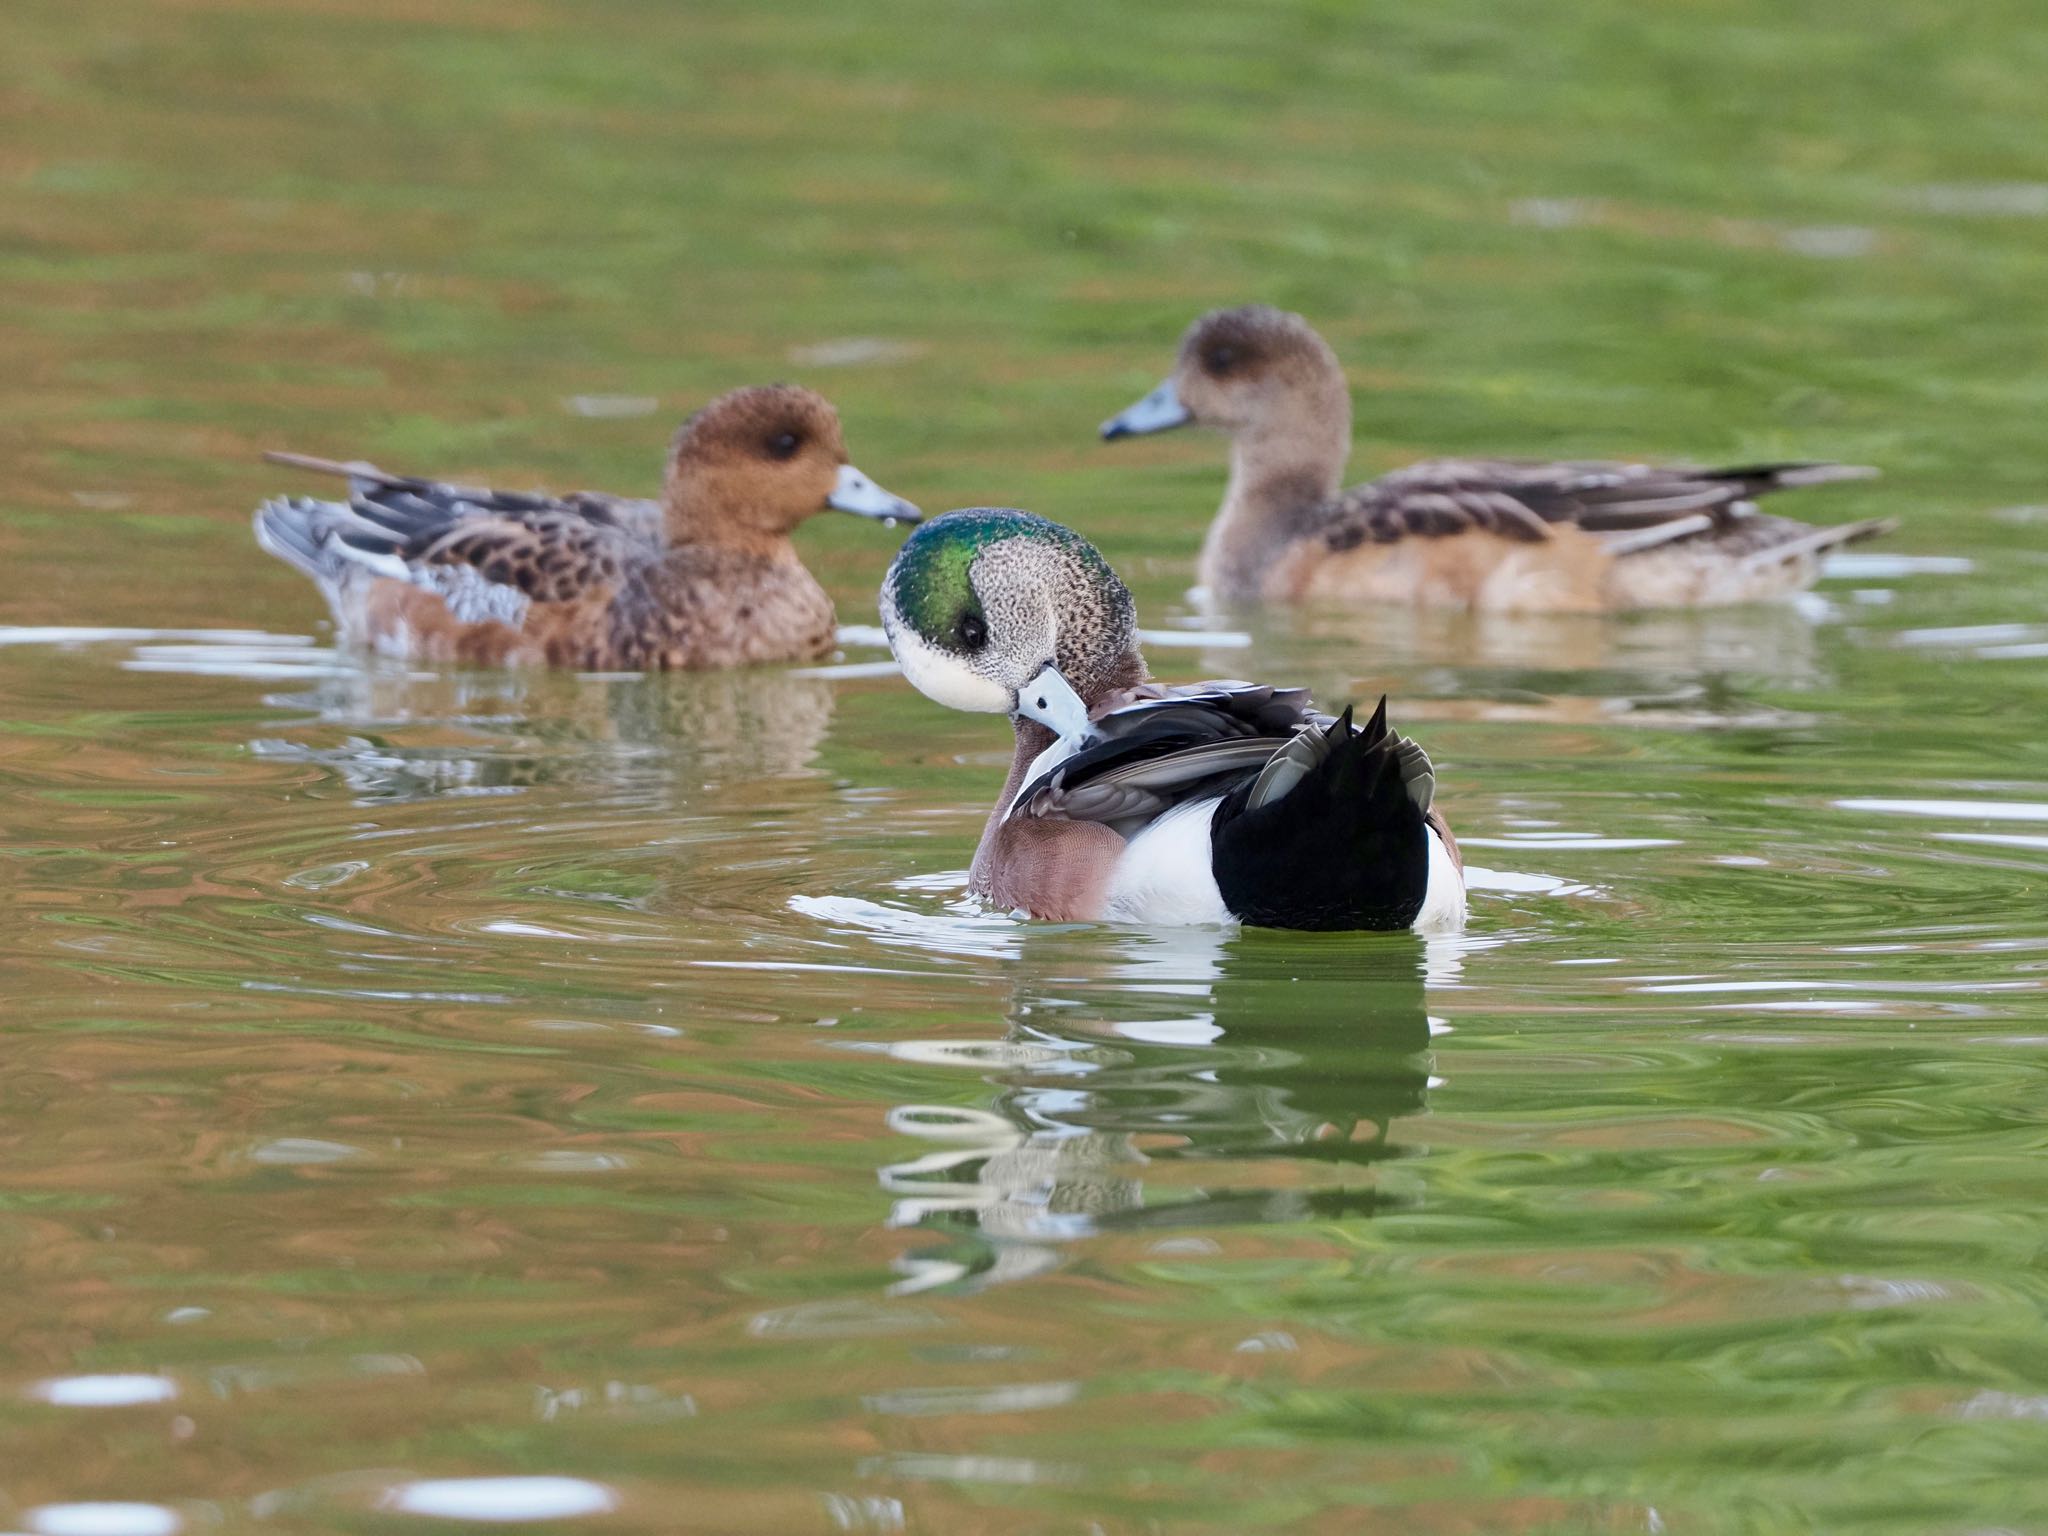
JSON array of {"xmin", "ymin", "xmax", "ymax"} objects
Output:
[
  {"xmin": 1007, "ymin": 682, "xmax": 1312, "ymax": 834},
  {"xmin": 1003, "ymin": 682, "xmax": 1442, "ymax": 931}
]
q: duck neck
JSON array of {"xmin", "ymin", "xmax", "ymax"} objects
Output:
[
  {"xmin": 971, "ymin": 648, "xmax": 1149, "ymax": 891},
  {"xmin": 661, "ymin": 463, "xmax": 812, "ymax": 558},
  {"xmin": 1201, "ymin": 386, "xmax": 1351, "ymax": 600},
  {"xmin": 664, "ymin": 498, "xmax": 798, "ymax": 563}
]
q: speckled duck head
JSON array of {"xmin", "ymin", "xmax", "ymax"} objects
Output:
[
  {"xmin": 880, "ymin": 509, "xmax": 1142, "ymax": 739},
  {"xmin": 1101, "ymin": 305, "xmax": 1349, "ymax": 446}
]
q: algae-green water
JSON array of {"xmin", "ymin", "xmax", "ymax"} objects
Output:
[{"xmin": 5, "ymin": 0, "xmax": 2048, "ymax": 1529}]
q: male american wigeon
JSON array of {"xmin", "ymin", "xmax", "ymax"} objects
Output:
[
  {"xmin": 879, "ymin": 508, "xmax": 1465, "ymax": 931},
  {"xmin": 256, "ymin": 385, "xmax": 918, "ymax": 670},
  {"xmin": 1101, "ymin": 306, "xmax": 1892, "ymax": 612}
]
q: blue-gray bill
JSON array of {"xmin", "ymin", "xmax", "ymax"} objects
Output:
[
  {"xmin": 828, "ymin": 463, "xmax": 921, "ymax": 525},
  {"xmin": 1016, "ymin": 665, "xmax": 1094, "ymax": 743},
  {"xmin": 1100, "ymin": 380, "xmax": 1192, "ymax": 440}
]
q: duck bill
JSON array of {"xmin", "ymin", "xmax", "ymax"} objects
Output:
[
  {"xmin": 1100, "ymin": 380, "xmax": 1192, "ymax": 440},
  {"xmin": 828, "ymin": 463, "xmax": 921, "ymax": 525},
  {"xmin": 1015, "ymin": 665, "xmax": 1093, "ymax": 742}
]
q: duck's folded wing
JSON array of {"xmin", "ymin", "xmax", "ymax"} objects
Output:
[
  {"xmin": 1008, "ymin": 681, "xmax": 1320, "ymax": 829},
  {"xmin": 348, "ymin": 484, "xmax": 643, "ymax": 601},
  {"xmin": 260, "ymin": 452, "xmax": 663, "ymax": 624},
  {"xmin": 1321, "ymin": 459, "xmax": 1878, "ymax": 557}
]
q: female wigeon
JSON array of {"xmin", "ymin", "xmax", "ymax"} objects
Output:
[
  {"xmin": 256, "ymin": 385, "xmax": 918, "ymax": 670},
  {"xmin": 879, "ymin": 508, "xmax": 1465, "ymax": 931},
  {"xmin": 1101, "ymin": 306, "xmax": 1891, "ymax": 612}
]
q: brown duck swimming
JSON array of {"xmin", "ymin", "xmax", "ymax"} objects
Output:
[
  {"xmin": 1102, "ymin": 305, "xmax": 1891, "ymax": 612},
  {"xmin": 256, "ymin": 385, "xmax": 917, "ymax": 670}
]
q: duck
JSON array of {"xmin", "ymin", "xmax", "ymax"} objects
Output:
[
  {"xmin": 1100, "ymin": 305, "xmax": 1893, "ymax": 612},
  {"xmin": 255, "ymin": 384, "xmax": 919, "ymax": 670},
  {"xmin": 878, "ymin": 507, "xmax": 1466, "ymax": 932}
]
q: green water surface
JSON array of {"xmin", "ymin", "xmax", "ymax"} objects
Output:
[{"xmin": 5, "ymin": 0, "xmax": 2048, "ymax": 1530}]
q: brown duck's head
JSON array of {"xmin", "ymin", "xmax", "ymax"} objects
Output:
[
  {"xmin": 1101, "ymin": 305, "xmax": 1347, "ymax": 440},
  {"xmin": 665, "ymin": 384, "xmax": 919, "ymax": 539}
]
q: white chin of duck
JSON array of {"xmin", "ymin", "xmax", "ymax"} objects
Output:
[
  {"xmin": 890, "ymin": 630, "xmax": 1010, "ymax": 714},
  {"xmin": 1092, "ymin": 799, "xmax": 1467, "ymax": 933}
]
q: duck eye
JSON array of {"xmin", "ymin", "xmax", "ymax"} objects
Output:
[
  {"xmin": 955, "ymin": 612, "xmax": 988, "ymax": 650},
  {"xmin": 1204, "ymin": 345, "xmax": 1240, "ymax": 374},
  {"xmin": 766, "ymin": 431, "xmax": 801, "ymax": 461}
]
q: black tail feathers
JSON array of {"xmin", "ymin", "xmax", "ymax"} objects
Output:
[{"xmin": 1210, "ymin": 695, "xmax": 1432, "ymax": 931}]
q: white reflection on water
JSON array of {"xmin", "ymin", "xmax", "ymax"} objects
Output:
[
  {"xmin": 747, "ymin": 1299, "xmax": 951, "ymax": 1338},
  {"xmin": 1462, "ymin": 866, "xmax": 1598, "ymax": 899},
  {"xmin": 861, "ymin": 920, "xmax": 1447, "ymax": 1294},
  {"xmin": 820, "ymin": 1492, "xmax": 907, "ymax": 1533},
  {"xmin": 856, "ymin": 1453, "xmax": 1080, "ymax": 1487},
  {"xmin": 248, "ymin": 1137, "xmax": 363, "ymax": 1166},
  {"xmin": 1891, "ymin": 620, "xmax": 2048, "ymax": 660},
  {"xmin": 789, "ymin": 893, "xmax": 1029, "ymax": 960},
  {"xmin": 0, "ymin": 625, "xmax": 353, "ymax": 681},
  {"xmin": 1839, "ymin": 797, "xmax": 2048, "ymax": 822},
  {"xmin": 1936, "ymin": 832, "xmax": 2048, "ymax": 852},
  {"xmin": 0, "ymin": 626, "xmax": 311, "ymax": 648},
  {"xmin": 124, "ymin": 643, "xmax": 361, "ymax": 681},
  {"xmin": 862, "ymin": 1380, "xmax": 1080, "ymax": 1416},
  {"xmin": 24, "ymin": 1506, "xmax": 182, "ymax": 1536},
  {"xmin": 27, "ymin": 1374, "xmax": 178, "ymax": 1407},
  {"xmin": 380, "ymin": 1477, "xmax": 618, "ymax": 1521},
  {"xmin": 1461, "ymin": 835, "xmax": 1677, "ymax": 851}
]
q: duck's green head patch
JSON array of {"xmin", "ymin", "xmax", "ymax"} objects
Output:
[
  {"xmin": 884, "ymin": 508, "xmax": 1005, "ymax": 650},
  {"xmin": 879, "ymin": 508, "xmax": 1136, "ymax": 717}
]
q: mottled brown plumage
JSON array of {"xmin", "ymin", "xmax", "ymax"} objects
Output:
[
  {"xmin": 1103, "ymin": 305, "xmax": 1892, "ymax": 612},
  {"xmin": 255, "ymin": 385, "xmax": 917, "ymax": 670}
]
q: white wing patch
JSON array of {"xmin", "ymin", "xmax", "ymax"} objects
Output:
[{"xmin": 410, "ymin": 562, "xmax": 533, "ymax": 629}]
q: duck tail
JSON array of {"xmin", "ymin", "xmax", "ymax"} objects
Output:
[
  {"xmin": 1709, "ymin": 462, "xmax": 1881, "ymax": 497},
  {"xmin": 1210, "ymin": 696, "xmax": 1434, "ymax": 931},
  {"xmin": 253, "ymin": 496, "xmax": 412, "ymax": 590}
]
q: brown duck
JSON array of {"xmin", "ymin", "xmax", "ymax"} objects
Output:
[
  {"xmin": 1101, "ymin": 305, "xmax": 1891, "ymax": 612},
  {"xmin": 255, "ymin": 385, "xmax": 918, "ymax": 669}
]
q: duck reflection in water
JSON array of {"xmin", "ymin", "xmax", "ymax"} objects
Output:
[
  {"xmin": 254, "ymin": 663, "xmax": 841, "ymax": 804},
  {"xmin": 879, "ymin": 928, "xmax": 1436, "ymax": 1293}
]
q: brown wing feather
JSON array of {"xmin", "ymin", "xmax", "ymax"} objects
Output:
[
  {"xmin": 333, "ymin": 474, "xmax": 653, "ymax": 605},
  {"xmin": 417, "ymin": 511, "xmax": 631, "ymax": 603},
  {"xmin": 1319, "ymin": 459, "xmax": 1875, "ymax": 556}
]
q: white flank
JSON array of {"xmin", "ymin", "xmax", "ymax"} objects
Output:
[
  {"xmin": 1102, "ymin": 798, "xmax": 1232, "ymax": 925},
  {"xmin": 1413, "ymin": 824, "xmax": 1468, "ymax": 934}
]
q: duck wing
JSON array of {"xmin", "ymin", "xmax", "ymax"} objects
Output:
[
  {"xmin": 1007, "ymin": 681, "xmax": 1319, "ymax": 834},
  {"xmin": 257, "ymin": 452, "xmax": 658, "ymax": 625},
  {"xmin": 1320, "ymin": 459, "xmax": 1881, "ymax": 558}
]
